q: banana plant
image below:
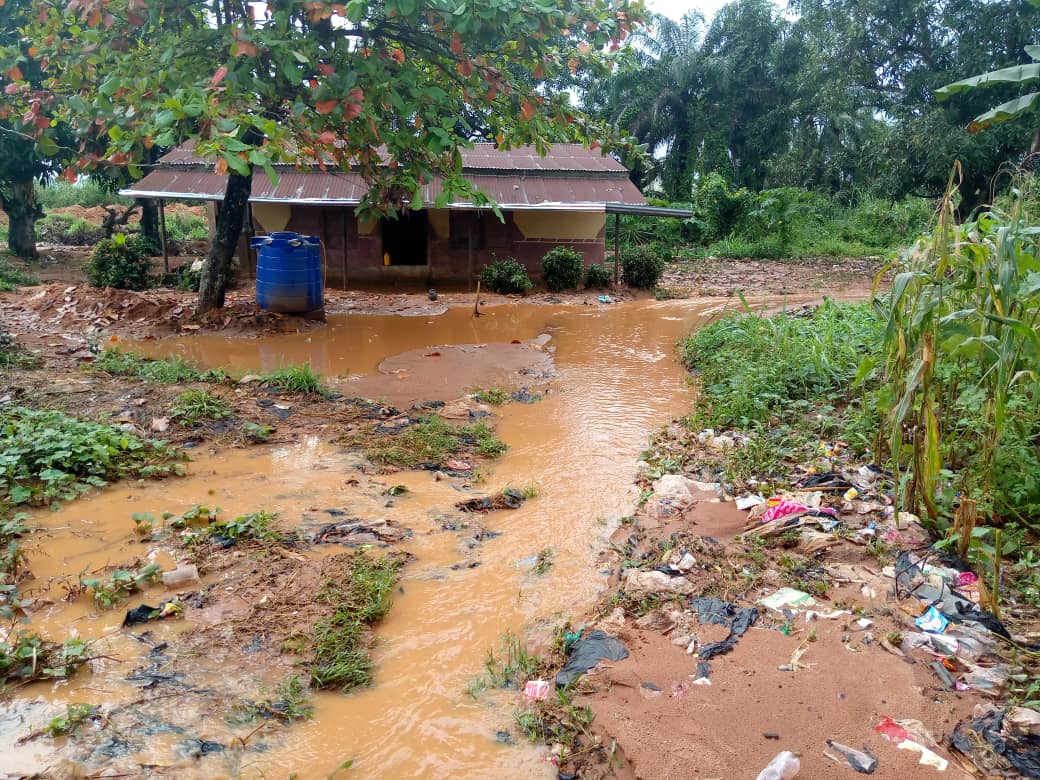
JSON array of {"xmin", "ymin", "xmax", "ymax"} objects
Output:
[{"xmin": 936, "ymin": 44, "xmax": 1040, "ymax": 137}]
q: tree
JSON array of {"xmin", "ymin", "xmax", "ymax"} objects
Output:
[
  {"xmin": 0, "ymin": 0, "xmax": 68, "ymax": 260},
  {"xmin": 14, "ymin": 0, "xmax": 642, "ymax": 311},
  {"xmin": 791, "ymin": 0, "xmax": 1040, "ymax": 207},
  {"xmin": 936, "ymin": 44, "xmax": 1040, "ymax": 155}
]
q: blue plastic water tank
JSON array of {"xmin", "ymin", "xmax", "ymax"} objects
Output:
[{"xmin": 252, "ymin": 231, "xmax": 323, "ymax": 313}]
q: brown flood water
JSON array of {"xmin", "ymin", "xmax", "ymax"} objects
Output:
[{"xmin": 5, "ymin": 297, "xmax": 804, "ymax": 778}]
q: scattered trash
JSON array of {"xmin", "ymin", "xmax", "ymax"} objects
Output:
[
  {"xmin": 915, "ymin": 606, "xmax": 949, "ymax": 634},
  {"xmin": 688, "ymin": 597, "xmax": 757, "ymax": 659},
  {"xmin": 843, "ymin": 487, "xmax": 859, "ymax": 501},
  {"xmin": 161, "ymin": 563, "xmax": 199, "ymax": 588},
  {"xmin": 693, "ymin": 660, "xmax": 711, "ymax": 682},
  {"xmin": 311, "ymin": 517, "xmax": 411, "ymax": 545},
  {"xmin": 824, "ymin": 741, "xmax": 878, "ymax": 774},
  {"xmin": 951, "ymin": 706, "xmax": 1040, "ymax": 777},
  {"xmin": 123, "ymin": 600, "xmax": 183, "ymax": 627},
  {"xmin": 555, "ymin": 630, "xmax": 628, "ymax": 687},
  {"xmin": 522, "ymin": 680, "xmax": 551, "ymax": 701},
  {"xmin": 455, "ymin": 489, "xmax": 526, "ymax": 512},
  {"xmin": 639, "ymin": 681, "xmax": 663, "ymax": 699},
  {"xmin": 623, "ymin": 569, "xmax": 695, "ymax": 596},
  {"xmin": 756, "ymin": 750, "xmax": 801, "ymax": 779},
  {"xmin": 929, "ymin": 661, "xmax": 956, "ymax": 690},
  {"xmin": 758, "ymin": 587, "xmax": 817, "ymax": 612},
  {"xmin": 761, "ymin": 499, "xmax": 811, "ymax": 524},
  {"xmin": 875, "ymin": 717, "xmax": 948, "ymax": 771},
  {"xmin": 764, "ymin": 732, "xmax": 780, "ymax": 740},
  {"xmin": 1007, "ymin": 706, "xmax": 1040, "ymax": 737},
  {"xmin": 150, "ymin": 417, "xmax": 169, "ymax": 432},
  {"xmin": 597, "ymin": 295, "xmax": 612, "ymax": 304},
  {"xmin": 736, "ymin": 494, "xmax": 767, "ymax": 510}
]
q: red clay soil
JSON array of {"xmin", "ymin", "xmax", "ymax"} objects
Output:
[{"xmin": 576, "ymin": 490, "xmax": 989, "ymax": 779}]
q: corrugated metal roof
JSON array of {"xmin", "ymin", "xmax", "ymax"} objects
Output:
[
  {"xmin": 159, "ymin": 140, "xmax": 629, "ymax": 173},
  {"xmin": 122, "ymin": 168, "xmax": 648, "ymax": 209}
]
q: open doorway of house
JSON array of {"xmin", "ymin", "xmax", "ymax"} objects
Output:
[{"xmin": 381, "ymin": 210, "xmax": 428, "ymax": 266}]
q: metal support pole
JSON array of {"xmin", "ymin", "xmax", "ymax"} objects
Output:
[
  {"xmin": 613, "ymin": 212, "xmax": 621, "ymax": 286},
  {"xmin": 157, "ymin": 199, "xmax": 170, "ymax": 274}
]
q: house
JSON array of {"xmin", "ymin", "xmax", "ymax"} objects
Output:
[{"xmin": 121, "ymin": 141, "xmax": 688, "ymax": 287}]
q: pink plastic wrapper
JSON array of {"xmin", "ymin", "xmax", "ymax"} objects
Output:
[
  {"xmin": 522, "ymin": 680, "xmax": 551, "ymax": 701},
  {"xmin": 956, "ymin": 571, "xmax": 979, "ymax": 587},
  {"xmin": 761, "ymin": 500, "xmax": 809, "ymax": 523}
]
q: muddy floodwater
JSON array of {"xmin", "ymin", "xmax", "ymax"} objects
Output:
[{"xmin": 6, "ymin": 297, "xmax": 803, "ymax": 778}]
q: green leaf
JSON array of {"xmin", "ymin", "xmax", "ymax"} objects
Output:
[
  {"xmin": 936, "ymin": 63, "xmax": 1040, "ymax": 99},
  {"xmin": 221, "ymin": 152, "xmax": 251, "ymax": 176},
  {"xmin": 36, "ymin": 134, "xmax": 59, "ymax": 157},
  {"xmin": 968, "ymin": 91, "xmax": 1040, "ymax": 130}
]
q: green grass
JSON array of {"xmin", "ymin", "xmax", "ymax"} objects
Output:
[
  {"xmin": 37, "ymin": 180, "xmax": 129, "ymax": 209},
  {"xmin": 465, "ymin": 631, "xmax": 541, "ymax": 698},
  {"xmin": 0, "ymin": 330, "xmax": 41, "ymax": 369},
  {"xmin": 0, "ymin": 254, "xmax": 38, "ymax": 292},
  {"xmin": 309, "ymin": 554, "xmax": 403, "ymax": 691},
  {"xmin": 366, "ymin": 416, "xmax": 507, "ymax": 467},
  {"xmin": 169, "ymin": 389, "xmax": 232, "ymax": 425},
  {"xmin": 90, "ymin": 348, "xmax": 221, "ymax": 385},
  {"xmin": 264, "ymin": 364, "xmax": 325, "ymax": 395},
  {"xmin": 682, "ymin": 299, "xmax": 882, "ymax": 430},
  {"xmin": 473, "ymin": 386, "xmax": 509, "ymax": 405}
]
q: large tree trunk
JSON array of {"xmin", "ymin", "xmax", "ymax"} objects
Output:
[
  {"xmin": 137, "ymin": 197, "xmax": 160, "ymax": 248},
  {"xmin": 1, "ymin": 177, "xmax": 42, "ymax": 261},
  {"xmin": 197, "ymin": 167, "xmax": 252, "ymax": 313}
]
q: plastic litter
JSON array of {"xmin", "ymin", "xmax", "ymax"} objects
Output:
[
  {"xmin": 597, "ymin": 294, "xmax": 612, "ymax": 304},
  {"xmin": 122, "ymin": 600, "xmax": 183, "ymax": 627},
  {"xmin": 736, "ymin": 494, "xmax": 767, "ymax": 510},
  {"xmin": 758, "ymin": 587, "xmax": 816, "ymax": 612},
  {"xmin": 688, "ymin": 597, "xmax": 758, "ymax": 660},
  {"xmin": 875, "ymin": 717, "xmax": 948, "ymax": 771},
  {"xmin": 522, "ymin": 680, "xmax": 550, "ymax": 701},
  {"xmin": 624, "ymin": 569, "xmax": 696, "ymax": 596},
  {"xmin": 756, "ymin": 750, "xmax": 800, "ymax": 779},
  {"xmin": 950, "ymin": 707, "xmax": 1040, "ymax": 777},
  {"xmin": 555, "ymin": 630, "xmax": 628, "ymax": 687},
  {"xmin": 761, "ymin": 500, "xmax": 810, "ymax": 524},
  {"xmin": 161, "ymin": 563, "xmax": 199, "ymax": 587},
  {"xmin": 915, "ymin": 606, "xmax": 949, "ymax": 634},
  {"xmin": 824, "ymin": 740, "xmax": 878, "ymax": 774}
]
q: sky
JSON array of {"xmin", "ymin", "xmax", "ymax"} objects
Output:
[{"xmin": 646, "ymin": 0, "xmax": 732, "ymax": 22}]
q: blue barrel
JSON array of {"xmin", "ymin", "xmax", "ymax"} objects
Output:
[{"xmin": 252, "ymin": 231, "xmax": 323, "ymax": 313}]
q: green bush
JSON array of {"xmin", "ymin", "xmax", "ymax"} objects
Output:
[
  {"xmin": 0, "ymin": 256, "xmax": 38, "ymax": 292},
  {"xmin": 165, "ymin": 212, "xmax": 209, "ymax": 242},
  {"xmin": 36, "ymin": 215, "xmax": 104, "ymax": 246},
  {"xmin": 621, "ymin": 245, "xmax": 667, "ymax": 288},
  {"xmin": 85, "ymin": 234, "xmax": 152, "ymax": 290},
  {"xmin": 479, "ymin": 257, "xmax": 533, "ymax": 295},
  {"xmin": 541, "ymin": 246, "xmax": 584, "ymax": 292},
  {"xmin": 584, "ymin": 263, "xmax": 612, "ymax": 288}
]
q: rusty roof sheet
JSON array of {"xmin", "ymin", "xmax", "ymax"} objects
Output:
[
  {"xmin": 122, "ymin": 168, "xmax": 647, "ymax": 209},
  {"xmin": 159, "ymin": 140, "xmax": 629, "ymax": 174}
]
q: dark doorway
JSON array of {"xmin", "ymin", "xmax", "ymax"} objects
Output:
[{"xmin": 381, "ymin": 210, "xmax": 428, "ymax": 266}]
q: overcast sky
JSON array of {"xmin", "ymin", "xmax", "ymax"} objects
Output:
[{"xmin": 646, "ymin": 0, "xmax": 732, "ymax": 22}]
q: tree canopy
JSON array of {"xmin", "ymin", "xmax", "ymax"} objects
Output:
[{"xmin": 6, "ymin": 0, "xmax": 643, "ymax": 308}]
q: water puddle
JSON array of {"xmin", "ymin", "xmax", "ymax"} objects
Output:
[{"xmin": 9, "ymin": 297, "xmax": 805, "ymax": 778}]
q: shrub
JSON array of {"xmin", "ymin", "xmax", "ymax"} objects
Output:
[
  {"xmin": 621, "ymin": 245, "xmax": 667, "ymax": 288},
  {"xmin": 165, "ymin": 213, "xmax": 209, "ymax": 242},
  {"xmin": 85, "ymin": 234, "xmax": 152, "ymax": 290},
  {"xmin": 479, "ymin": 257, "xmax": 533, "ymax": 295},
  {"xmin": 584, "ymin": 263, "xmax": 612, "ymax": 288},
  {"xmin": 36, "ymin": 215, "xmax": 105, "ymax": 246},
  {"xmin": 540, "ymin": 246, "xmax": 584, "ymax": 292},
  {"xmin": 0, "ymin": 256, "xmax": 38, "ymax": 292}
]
